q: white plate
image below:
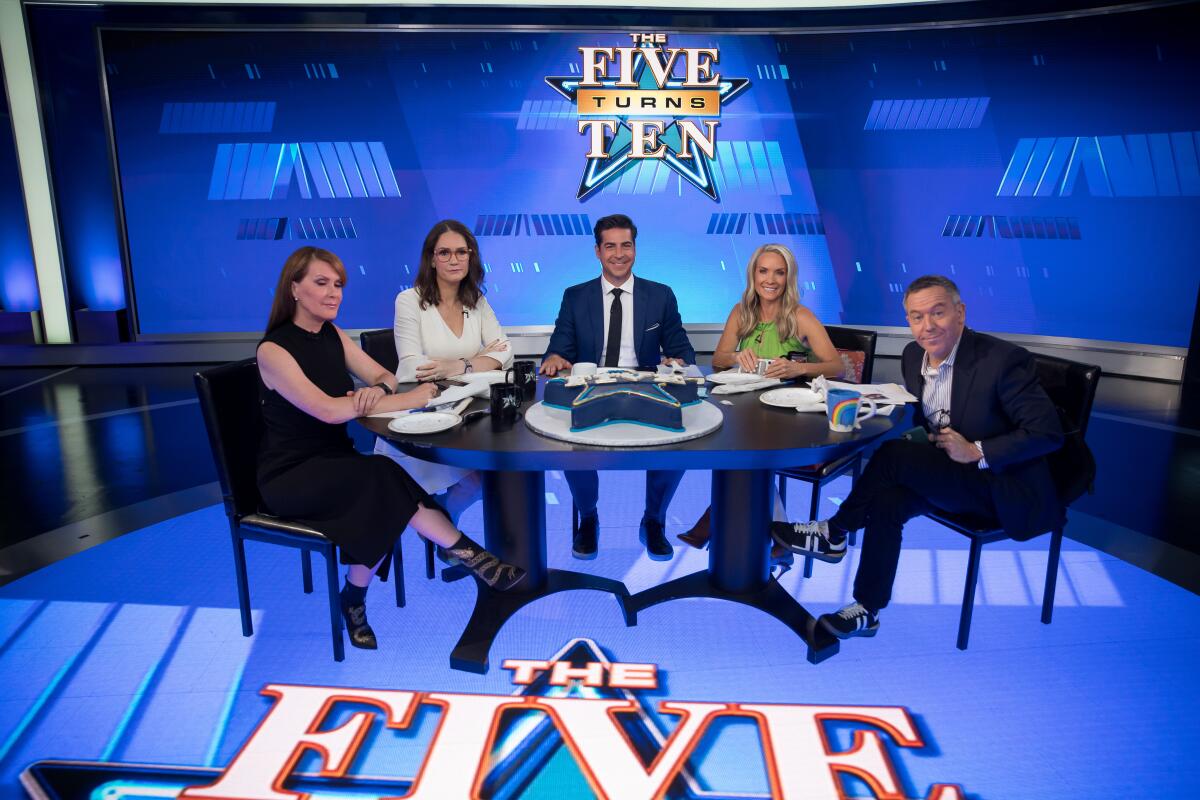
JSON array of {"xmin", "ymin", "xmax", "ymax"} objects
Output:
[
  {"xmin": 760, "ymin": 387, "xmax": 823, "ymax": 408},
  {"xmin": 707, "ymin": 371, "xmax": 766, "ymax": 385},
  {"xmin": 387, "ymin": 411, "xmax": 461, "ymax": 435}
]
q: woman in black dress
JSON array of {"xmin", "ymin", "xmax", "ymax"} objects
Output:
[{"xmin": 256, "ymin": 246, "xmax": 525, "ymax": 649}]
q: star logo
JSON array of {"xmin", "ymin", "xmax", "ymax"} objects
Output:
[{"xmin": 546, "ymin": 44, "xmax": 750, "ymax": 201}]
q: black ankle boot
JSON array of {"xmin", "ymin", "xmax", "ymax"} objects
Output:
[
  {"xmin": 444, "ymin": 533, "xmax": 527, "ymax": 591},
  {"xmin": 340, "ymin": 581, "xmax": 377, "ymax": 650}
]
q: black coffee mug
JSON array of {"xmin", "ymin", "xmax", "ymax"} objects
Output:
[
  {"xmin": 490, "ymin": 382, "xmax": 523, "ymax": 425},
  {"xmin": 507, "ymin": 360, "xmax": 537, "ymax": 400}
]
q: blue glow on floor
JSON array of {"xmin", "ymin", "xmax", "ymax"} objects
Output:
[{"xmin": 1, "ymin": 471, "xmax": 1197, "ymax": 798}]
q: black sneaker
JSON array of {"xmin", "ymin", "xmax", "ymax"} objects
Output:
[
  {"xmin": 818, "ymin": 602, "xmax": 879, "ymax": 639},
  {"xmin": 340, "ymin": 603, "xmax": 378, "ymax": 650},
  {"xmin": 771, "ymin": 520, "xmax": 846, "ymax": 563},
  {"xmin": 573, "ymin": 514, "xmax": 598, "ymax": 560},
  {"xmin": 639, "ymin": 518, "xmax": 673, "ymax": 561}
]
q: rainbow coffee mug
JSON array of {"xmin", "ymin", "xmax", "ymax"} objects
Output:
[{"xmin": 826, "ymin": 388, "xmax": 878, "ymax": 432}]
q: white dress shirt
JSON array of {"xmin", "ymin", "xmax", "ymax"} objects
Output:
[
  {"xmin": 920, "ymin": 334, "xmax": 987, "ymax": 468},
  {"xmin": 374, "ymin": 287, "xmax": 512, "ymax": 493},
  {"xmin": 599, "ymin": 274, "xmax": 638, "ymax": 368},
  {"xmin": 390, "ymin": 288, "xmax": 512, "ymax": 382}
]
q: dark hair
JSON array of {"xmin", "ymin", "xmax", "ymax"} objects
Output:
[
  {"xmin": 593, "ymin": 213, "xmax": 638, "ymax": 246},
  {"xmin": 414, "ymin": 219, "xmax": 485, "ymax": 310},
  {"xmin": 903, "ymin": 275, "xmax": 962, "ymax": 306},
  {"xmin": 265, "ymin": 246, "xmax": 347, "ymax": 333}
]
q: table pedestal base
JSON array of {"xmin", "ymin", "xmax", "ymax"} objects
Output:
[
  {"xmin": 626, "ymin": 570, "xmax": 840, "ymax": 664},
  {"xmin": 450, "ymin": 568, "xmax": 635, "ymax": 673}
]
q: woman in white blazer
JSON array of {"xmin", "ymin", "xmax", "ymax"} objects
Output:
[{"xmin": 375, "ymin": 220, "xmax": 512, "ymax": 522}]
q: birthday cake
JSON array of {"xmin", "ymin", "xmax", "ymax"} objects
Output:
[{"xmin": 543, "ymin": 371, "xmax": 704, "ymax": 432}]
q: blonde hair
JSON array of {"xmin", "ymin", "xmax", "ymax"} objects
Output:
[{"xmin": 735, "ymin": 243, "xmax": 802, "ymax": 344}]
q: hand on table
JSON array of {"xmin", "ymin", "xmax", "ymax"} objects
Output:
[
  {"xmin": 735, "ymin": 348, "xmax": 759, "ymax": 373},
  {"xmin": 539, "ymin": 353, "xmax": 572, "ymax": 376},
  {"xmin": 931, "ymin": 427, "xmax": 983, "ymax": 464},
  {"xmin": 415, "ymin": 358, "xmax": 466, "ymax": 382},
  {"xmin": 347, "ymin": 385, "xmax": 386, "ymax": 416},
  {"xmin": 764, "ymin": 358, "xmax": 806, "ymax": 380},
  {"xmin": 660, "ymin": 357, "xmax": 686, "ymax": 367},
  {"xmin": 402, "ymin": 382, "xmax": 441, "ymax": 408}
]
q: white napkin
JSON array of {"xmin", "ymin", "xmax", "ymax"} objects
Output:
[
  {"xmin": 657, "ymin": 363, "xmax": 703, "ymax": 378},
  {"xmin": 709, "ymin": 378, "xmax": 782, "ymax": 395},
  {"xmin": 811, "ymin": 374, "xmax": 916, "ymax": 404},
  {"xmin": 428, "ymin": 381, "xmax": 492, "ymax": 407}
]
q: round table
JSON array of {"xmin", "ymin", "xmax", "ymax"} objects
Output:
[{"xmin": 360, "ymin": 378, "xmax": 898, "ymax": 672}]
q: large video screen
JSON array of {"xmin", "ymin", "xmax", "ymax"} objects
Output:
[{"xmin": 101, "ymin": 5, "xmax": 1200, "ymax": 344}]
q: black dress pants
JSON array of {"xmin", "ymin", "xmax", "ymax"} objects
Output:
[{"xmin": 830, "ymin": 439, "xmax": 997, "ymax": 612}]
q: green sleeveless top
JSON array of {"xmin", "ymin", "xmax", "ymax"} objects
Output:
[{"xmin": 738, "ymin": 321, "xmax": 813, "ymax": 360}]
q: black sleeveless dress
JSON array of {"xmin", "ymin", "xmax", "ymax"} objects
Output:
[{"xmin": 256, "ymin": 321, "xmax": 429, "ymax": 569}]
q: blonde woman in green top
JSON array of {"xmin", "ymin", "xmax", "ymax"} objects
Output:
[
  {"xmin": 680, "ymin": 243, "xmax": 843, "ymax": 557},
  {"xmin": 711, "ymin": 243, "xmax": 843, "ymax": 379}
]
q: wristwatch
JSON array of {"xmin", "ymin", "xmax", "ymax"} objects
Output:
[{"xmin": 460, "ymin": 358, "xmax": 473, "ymax": 374}]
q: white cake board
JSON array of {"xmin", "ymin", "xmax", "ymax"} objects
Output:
[{"xmin": 524, "ymin": 400, "xmax": 724, "ymax": 447}]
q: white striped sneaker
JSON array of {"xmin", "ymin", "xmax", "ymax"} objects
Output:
[
  {"xmin": 771, "ymin": 520, "xmax": 847, "ymax": 563},
  {"xmin": 819, "ymin": 602, "xmax": 880, "ymax": 639}
]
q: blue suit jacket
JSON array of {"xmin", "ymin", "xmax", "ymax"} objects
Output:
[{"xmin": 543, "ymin": 276, "xmax": 696, "ymax": 367}]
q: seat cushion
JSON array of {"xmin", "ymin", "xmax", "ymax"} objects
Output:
[{"xmin": 240, "ymin": 513, "xmax": 329, "ymax": 540}]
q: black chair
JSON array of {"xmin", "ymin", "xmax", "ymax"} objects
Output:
[
  {"xmin": 195, "ymin": 358, "xmax": 409, "ymax": 662},
  {"xmin": 777, "ymin": 325, "xmax": 878, "ymax": 576},
  {"xmin": 928, "ymin": 353, "xmax": 1100, "ymax": 650},
  {"xmin": 360, "ymin": 328, "xmax": 436, "ymax": 580}
]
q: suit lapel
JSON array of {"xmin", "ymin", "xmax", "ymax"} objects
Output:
[
  {"xmin": 585, "ymin": 278, "xmax": 603, "ymax": 362},
  {"xmin": 632, "ymin": 278, "xmax": 648, "ymax": 363},
  {"xmin": 949, "ymin": 328, "xmax": 977, "ymax": 430}
]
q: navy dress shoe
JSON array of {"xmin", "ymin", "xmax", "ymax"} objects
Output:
[
  {"xmin": 573, "ymin": 514, "xmax": 598, "ymax": 560},
  {"xmin": 639, "ymin": 518, "xmax": 673, "ymax": 561}
]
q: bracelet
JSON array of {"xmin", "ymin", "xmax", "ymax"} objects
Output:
[{"xmin": 373, "ymin": 382, "xmax": 394, "ymax": 395}]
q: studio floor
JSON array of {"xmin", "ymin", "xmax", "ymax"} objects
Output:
[{"xmin": 1, "ymin": 361, "xmax": 1198, "ymax": 798}]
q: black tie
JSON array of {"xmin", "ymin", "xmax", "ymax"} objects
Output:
[{"xmin": 604, "ymin": 288, "xmax": 624, "ymax": 368}]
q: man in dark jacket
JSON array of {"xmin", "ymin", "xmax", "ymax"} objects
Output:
[{"xmin": 774, "ymin": 275, "xmax": 1063, "ymax": 639}]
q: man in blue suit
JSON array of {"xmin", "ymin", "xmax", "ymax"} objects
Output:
[{"xmin": 540, "ymin": 214, "xmax": 696, "ymax": 561}]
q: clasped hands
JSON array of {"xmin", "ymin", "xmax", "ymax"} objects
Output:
[
  {"xmin": 415, "ymin": 339, "xmax": 509, "ymax": 382},
  {"xmin": 930, "ymin": 426, "xmax": 984, "ymax": 464},
  {"xmin": 345, "ymin": 381, "xmax": 439, "ymax": 417},
  {"xmin": 538, "ymin": 354, "xmax": 687, "ymax": 377}
]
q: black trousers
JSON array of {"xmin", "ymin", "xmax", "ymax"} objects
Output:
[
  {"xmin": 565, "ymin": 470, "xmax": 684, "ymax": 523},
  {"xmin": 830, "ymin": 439, "xmax": 997, "ymax": 612}
]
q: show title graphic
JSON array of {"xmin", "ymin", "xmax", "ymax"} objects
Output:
[
  {"xmin": 546, "ymin": 34, "xmax": 750, "ymax": 201},
  {"xmin": 23, "ymin": 640, "xmax": 966, "ymax": 799}
]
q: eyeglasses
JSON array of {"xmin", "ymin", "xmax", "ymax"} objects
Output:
[
  {"xmin": 434, "ymin": 248, "xmax": 472, "ymax": 263},
  {"xmin": 928, "ymin": 409, "xmax": 951, "ymax": 432}
]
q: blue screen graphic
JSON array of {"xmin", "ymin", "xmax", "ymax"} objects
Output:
[{"xmin": 101, "ymin": 7, "xmax": 1200, "ymax": 344}]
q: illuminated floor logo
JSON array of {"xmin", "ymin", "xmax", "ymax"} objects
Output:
[
  {"xmin": 23, "ymin": 638, "xmax": 966, "ymax": 800},
  {"xmin": 545, "ymin": 35, "xmax": 750, "ymax": 201}
]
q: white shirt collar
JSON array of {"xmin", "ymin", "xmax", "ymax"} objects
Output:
[
  {"xmin": 600, "ymin": 273, "xmax": 634, "ymax": 296},
  {"xmin": 921, "ymin": 332, "xmax": 963, "ymax": 375}
]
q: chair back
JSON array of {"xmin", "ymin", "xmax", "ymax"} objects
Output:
[
  {"xmin": 1034, "ymin": 354, "xmax": 1101, "ymax": 505},
  {"xmin": 360, "ymin": 328, "xmax": 398, "ymax": 374},
  {"xmin": 195, "ymin": 359, "xmax": 264, "ymax": 519},
  {"xmin": 825, "ymin": 325, "xmax": 878, "ymax": 384}
]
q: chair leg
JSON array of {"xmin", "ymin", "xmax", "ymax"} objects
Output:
[
  {"xmin": 231, "ymin": 529, "xmax": 253, "ymax": 636},
  {"xmin": 1042, "ymin": 525, "xmax": 1064, "ymax": 625},
  {"xmin": 800, "ymin": 481, "xmax": 821, "ymax": 578},
  {"xmin": 778, "ymin": 474, "xmax": 788, "ymax": 509},
  {"xmin": 393, "ymin": 536, "xmax": 407, "ymax": 609},
  {"xmin": 324, "ymin": 545, "xmax": 345, "ymax": 662},
  {"xmin": 424, "ymin": 538, "xmax": 435, "ymax": 580},
  {"xmin": 957, "ymin": 539, "xmax": 984, "ymax": 651},
  {"xmin": 848, "ymin": 456, "xmax": 862, "ymax": 547},
  {"xmin": 572, "ymin": 502, "xmax": 580, "ymax": 536},
  {"xmin": 301, "ymin": 550, "xmax": 314, "ymax": 594}
]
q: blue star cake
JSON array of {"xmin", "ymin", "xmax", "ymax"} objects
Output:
[{"xmin": 543, "ymin": 372, "xmax": 703, "ymax": 432}]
